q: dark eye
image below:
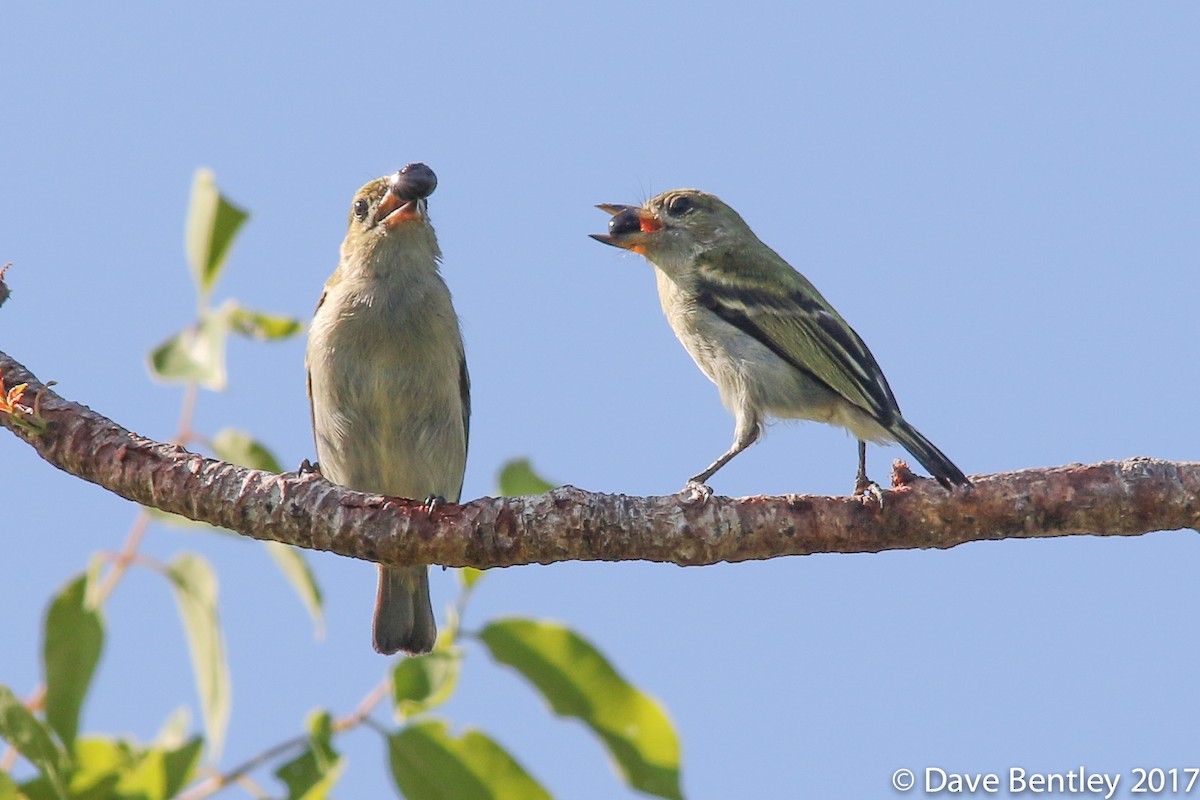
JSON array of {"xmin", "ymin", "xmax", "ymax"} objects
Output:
[
  {"xmin": 667, "ymin": 195, "xmax": 694, "ymax": 216},
  {"xmin": 353, "ymin": 198, "xmax": 369, "ymax": 220}
]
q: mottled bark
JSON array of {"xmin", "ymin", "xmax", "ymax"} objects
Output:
[{"xmin": 2, "ymin": 349, "xmax": 1197, "ymax": 569}]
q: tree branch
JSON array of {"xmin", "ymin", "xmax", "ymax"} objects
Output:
[{"xmin": 2, "ymin": 348, "xmax": 1197, "ymax": 569}]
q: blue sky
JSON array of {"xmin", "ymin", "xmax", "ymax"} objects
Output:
[{"xmin": 2, "ymin": 3, "xmax": 1198, "ymax": 798}]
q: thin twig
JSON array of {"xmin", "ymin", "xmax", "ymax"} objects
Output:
[
  {"xmin": 334, "ymin": 679, "xmax": 391, "ymax": 732},
  {"xmin": 93, "ymin": 509, "xmax": 153, "ymax": 603},
  {"xmin": 176, "ymin": 735, "xmax": 310, "ymax": 800},
  {"xmin": 176, "ymin": 678, "xmax": 392, "ymax": 800}
]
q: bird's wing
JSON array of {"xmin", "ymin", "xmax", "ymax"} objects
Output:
[
  {"xmin": 456, "ymin": 352, "xmax": 471, "ymax": 501},
  {"xmin": 305, "ymin": 287, "xmax": 330, "ymax": 443},
  {"xmin": 694, "ymin": 253, "xmax": 900, "ymax": 426}
]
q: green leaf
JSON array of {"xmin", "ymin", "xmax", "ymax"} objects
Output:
[
  {"xmin": 20, "ymin": 738, "xmax": 123, "ymax": 800},
  {"xmin": 263, "ymin": 542, "xmax": 325, "ymax": 638},
  {"xmin": 0, "ymin": 772, "xmax": 19, "ymax": 800},
  {"xmin": 153, "ymin": 707, "xmax": 191, "ymax": 750},
  {"xmin": 274, "ymin": 710, "xmax": 343, "ymax": 800},
  {"xmin": 457, "ymin": 567, "xmax": 485, "ymax": 591},
  {"xmin": 115, "ymin": 737, "xmax": 203, "ymax": 800},
  {"xmin": 480, "ymin": 619, "xmax": 682, "ymax": 800},
  {"xmin": 15, "ymin": 777, "xmax": 58, "ymax": 800},
  {"xmin": 496, "ymin": 459, "xmax": 556, "ymax": 497},
  {"xmin": 0, "ymin": 685, "xmax": 69, "ymax": 799},
  {"xmin": 227, "ymin": 304, "xmax": 304, "ymax": 341},
  {"xmin": 42, "ymin": 572, "xmax": 104, "ymax": 750},
  {"xmin": 210, "ymin": 427, "xmax": 284, "ymax": 472},
  {"xmin": 276, "ymin": 748, "xmax": 343, "ymax": 800},
  {"xmin": 387, "ymin": 720, "xmax": 549, "ymax": 800},
  {"xmin": 83, "ymin": 556, "xmax": 104, "ymax": 608},
  {"xmin": 392, "ymin": 651, "xmax": 461, "ymax": 719},
  {"xmin": 42, "ymin": 734, "xmax": 203, "ymax": 800},
  {"xmin": 166, "ymin": 555, "xmax": 230, "ymax": 759},
  {"xmin": 148, "ymin": 309, "xmax": 230, "ymax": 390},
  {"xmin": 63, "ymin": 737, "xmax": 126, "ymax": 800},
  {"xmin": 185, "ymin": 168, "xmax": 248, "ymax": 298},
  {"xmin": 17, "ymin": 777, "xmax": 77, "ymax": 800}
]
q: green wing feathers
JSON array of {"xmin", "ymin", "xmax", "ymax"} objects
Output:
[{"xmin": 695, "ymin": 249, "xmax": 899, "ymax": 426}]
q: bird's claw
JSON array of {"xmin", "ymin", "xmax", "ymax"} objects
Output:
[
  {"xmin": 854, "ymin": 478, "xmax": 885, "ymax": 509},
  {"xmin": 298, "ymin": 458, "xmax": 321, "ymax": 476},
  {"xmin": 681, "ymin": 480, "xmax": 713, "ymax": 503},
  {"xmin": 422, "ymin": 494, "xmax": 447, "ymax": 514}
]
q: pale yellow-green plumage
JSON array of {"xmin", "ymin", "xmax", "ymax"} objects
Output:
[
  {"xmin": 593, "ymin": 189, "xmax": 966, "ymax": 492},
  {"xmin": 307, "ymin": 165, "xmax": 469, "ymax": 654}
]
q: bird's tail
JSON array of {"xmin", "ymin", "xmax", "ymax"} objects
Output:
[
  {"xmin": 891, "ymin": 417, "xmax": 970, "ymax": 490},
  {"xmin": 373, "ymin": 565, "xmax": 437, "ymax": 655}
]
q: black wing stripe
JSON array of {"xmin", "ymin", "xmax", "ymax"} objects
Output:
[
  {"xmin": 809, "ymin": 309, "xmax": 899, "ymax": 415},
  {"xmin": 695, "ymin": 286, "xmax": 836, "ymax": 393},
  {"xmin": 455, "ymin": 353, "xmax": 471, "ymax": 502},
  {"xmin": 696, "ymin": 285, "xmax": 897, "ymax": 426}
]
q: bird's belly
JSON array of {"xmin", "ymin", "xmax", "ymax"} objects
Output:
[
  {"xmin": 673, "ymin": 305, "xmax": 890, "ymax": 442},
  {"xmin": 754, "ymin": 354, "xmax": 891, "ymax": 442},
  {"xmin": 317, "ymin": 394, "xmax": 465, "ymax": 500},
  {"xmin": 308, "ymin": 308, "xmax": 466, "ymax": 501}
]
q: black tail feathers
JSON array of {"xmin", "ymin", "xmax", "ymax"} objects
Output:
[{"xmin": 891, "ymin": 418, "xmax": 970, "ymax": 490}]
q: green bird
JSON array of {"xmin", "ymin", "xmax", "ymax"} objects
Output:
[
  {"xmin": 592, "ymin": 188, "xmax": 968, "ymax": 494},
  {"xmin": 307, "ymin": 163, "xmax": 469, "ymax": 655}
]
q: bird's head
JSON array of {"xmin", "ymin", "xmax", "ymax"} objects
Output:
[
  {"xmin": 340, "ymin": 163, "xmax": 440, "ymax": 268},
  {"xmin": 590, "ymin": 189, "xmax": 751, "ymax": 263}
]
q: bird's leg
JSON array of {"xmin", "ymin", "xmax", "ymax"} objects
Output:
[
  {"xmin": 853, "ymin": 440, "xmax": 869, "ymax": 491},
  {"xmin": 853, "ymin": 440, "xmax": 885, "ymax": 508},
  {"xmin": 687, "ymin": 447, "xmax": 743, "ymax": 488},
  {"xmin": 684, "ymin": 419, "xmax": 761, "ymax": 498}
]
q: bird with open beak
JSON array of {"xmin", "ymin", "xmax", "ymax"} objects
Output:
[
  {"xmin": 592, "ymin": 189, "xmax": 968, "ymax": 496},
  {"xmin": 307, "ymin": 163, "xmax": 469, "ymax": 655}
]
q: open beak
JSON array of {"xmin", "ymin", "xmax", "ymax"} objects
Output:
[
  {"xmin": 589, "ymin": 203, "xmax": 662, "ymax": 253},
  {"xmin": 377, "ymin": 177, "xmax": 425, "ymax": 228}
]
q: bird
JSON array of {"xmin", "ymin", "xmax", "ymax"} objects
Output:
[
  {"xmin": 306, "ymin": 163, "xmax": 469, "ymax": 655},
  {"xmin": 591, "ymin": 188, "xmax": 968, "ymax": 496}
]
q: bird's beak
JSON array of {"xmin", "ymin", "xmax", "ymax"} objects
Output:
[
  {"xmin": 589, "ymin": 204, "xmax": 662, "ymax": 254},
  {"xmin": 377, "ymin": 184, "xmax": 425, "ymax": 229},
  {"xmin": 595, "ymin": 203, "xmax": 635, "ymax": 216}
]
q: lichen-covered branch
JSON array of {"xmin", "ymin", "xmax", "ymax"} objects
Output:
[{"xmin": 2, "ymin": 348, "xmax": 1198, "ymax": 569}]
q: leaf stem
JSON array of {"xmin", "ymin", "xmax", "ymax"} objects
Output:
[
  {"xmin": 176, "ymin": 678, "xmax": 392, "ymax": 799},
  {"xmin": 93, "ymin": 509, "xmax": 152, "ymax": 604}
]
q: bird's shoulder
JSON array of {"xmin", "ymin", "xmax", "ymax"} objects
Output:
[{"xmin": 693, "ymin": 244, "xmax": 835, "ymax": 319}]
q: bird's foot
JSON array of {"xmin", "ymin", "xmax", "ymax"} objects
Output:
[
  {"xmin": 680, "ymin": 479, "xmax": 713, "ymax": 503},
  {"xmin": 854, "ymin": 476, "xmax": 885, "ymax": 509},
  {"xmin": 422, "ymin": 494, "xmax": 447, "ymax": 514},
  {"xmin": 298, "ymin": 458, "xmax": 321, "ymax": 476}
]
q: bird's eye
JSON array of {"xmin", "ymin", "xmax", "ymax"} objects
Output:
[
  {"xmin": 667, "ymin": 195, "xmax": 694, "ymax": 216},
  {"xmin": 353, "ymin": 199, "xmax": 369, "ymax": 220}
]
